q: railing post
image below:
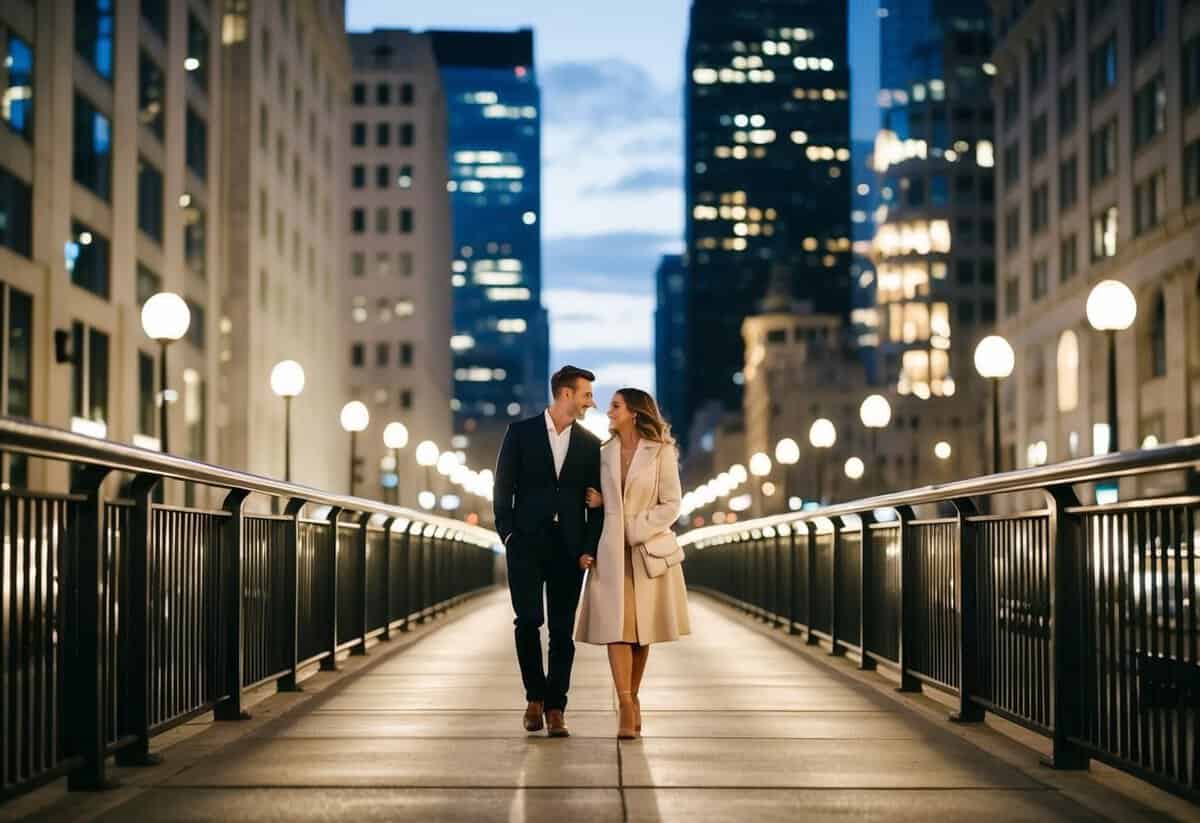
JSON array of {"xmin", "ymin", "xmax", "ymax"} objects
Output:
[
  {"xmin": 115, "ymin": 473, "xmax": 163, "ymax": 767},
  {"xmin": 416, "ymin": 526, "xmax": 429, "ymax": 623},
  {"xmin": 215, "ymin": 488, "xmax": 251, "ymax": 721},
  {"xmin": 397, "ymin": 524, "xmax": 412, "ymax": 632},
  {"xmin": 786, "ymin": 523, "xmax": 800, "ymax": 634},
  {"xmin": 66, "ymin": 465, "xmax": 113, "ymax": 790},
  {"xmin": 949, "ymin": 497, "xmax": 985, "ymax": 723},
  {"xmin": 858, "ymin": 513, "xmax": 876, "ymax": 671},
  {"xmin": 352, "ymin": 512, "xmax": 370, "ymax": 655},
  {"xmin": 278, "ymin": 497, "xmax": 306, "ymax": 692},
  {"xmin": 321, "ymin": 507, "xmax": 342, "ymax": 671},
  {"xmin": 829, "ymin": 517, "xmax": 844, "ymax": 656},
  {"xmin": 894, "ymin": 504, "xmax": 921, "ymax": 692},
  {"xmin": 1043, "ymin": 484, "xmax": 1089, "ymax": 769},
  {"xmin": 379, "ymin": 516, "xmax": 395, "ymax": 641},
  {"xmin": 803, "ymin": 520, "xmax": 819, "ymax": 645}
]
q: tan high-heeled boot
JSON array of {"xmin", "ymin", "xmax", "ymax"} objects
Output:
[
  {"xmin": 617, "ymin": 692, "xmax": 638, "ymax": 740},
  {"xmin": 632, "ymin": 693, "xmax": 641, "ymax": 732}
]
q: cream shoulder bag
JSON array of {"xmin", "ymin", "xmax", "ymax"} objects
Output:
[{"xmin": 636, "ymin": 446, "xmax": 686, "ymax": 578}]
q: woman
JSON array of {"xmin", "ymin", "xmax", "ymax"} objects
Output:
[{"xmin": 575, "ymin": 388, "xmax": 691, "ymax": 739}]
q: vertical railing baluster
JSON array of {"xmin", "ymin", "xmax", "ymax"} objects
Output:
[
  {"xmin": 353, "ymin": 512, "xmax": 370, "ymax": 655},
  {"xmin": 949, "ymin": 497, "xmax": 984, "ymax": 723},
  {"xmin": 321, "ymin": 507, "xmax": 343, "ymax": 671},
  {"xmin": 115, "ymin": 474, "xmax": 163, "ymax": 767},
  {"xmin": 803, "ymin": 520, "xmax": 818, "ymax": 645},
  {"xmin": 859, "ymin": 512, "xmax": 876, "ymax": 670},
  {"xmin": 830, "ymin": 517, "xmax": 843, "ymax": 656},
  {"xmin": 786, "ymin": 523, "xmax": 800, "ymax": 634},
  {"xmin": 894, "ymin": 505, "xmax": 921, "ymax": 692},
  {"xmin": 278, "ymin": 498, "xmax": 306, "ymax": 692},
  {"xmin": 379, "ymin": 517, "xmax": 395, "ymax": 641},
  {"xmin": 215, "ymin": 489, "xmax": 251, "ymax": 721},
  {"xmin": 1042, "ymin": 484, "xmax": 1088, "ymax": 768},
  {"xmin": 397, "ymin": 524, "xmax": 412, "ymax": 631},
  {"xmin": 66, "ymin": 466, "xmax": 112, "ymax": 789}
]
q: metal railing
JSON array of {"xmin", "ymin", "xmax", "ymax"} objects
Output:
[
  {"xmin": 681, "ymin": 439, "xmax": 1200, "ymax": 803},
  {"xmin": 0, "ymin": 418, "xmax": 499, "ymax": 799}
]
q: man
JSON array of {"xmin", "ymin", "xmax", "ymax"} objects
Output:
[{"xmin": 493, "ymin": 365, "xmax": 603, "ymax": 737}]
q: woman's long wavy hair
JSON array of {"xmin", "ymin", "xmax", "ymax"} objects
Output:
[{"xmin": 615, "ymin": 388, "xmax": 675, "ymax": 446}]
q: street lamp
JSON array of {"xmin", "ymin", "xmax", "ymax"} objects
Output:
[
  {"xmin": 1087, "ymin": 280, "xmax": 1137, "ymax": 454},
  {"xmin": 808, "ymin": 418, "xmax": 837, "ymax": 504},
  {"xmin": 973, "ymin": 334, "xmax": 1015, "ymax": 473},
  {"xmin": 141, "ymin": 292, "xmax": 191, "ymax": 454},
  {"xmin": 859, "ymin": 394, "xmax": 891, "ymax": 489},
  {"xmin": 269, "ymin": 360, "xmax": 305, "ymax": 482},
  {"xmin": 934, "ymin": 440, "xmax": 952, "ymax": 461},
  {"xmin": 774, "ymin": 437, "xmax": 800, "ymax": 510},
  {"xmin": 415, "ymin": 440, "xmax": 439, "ymax": 506},
  {"xmin": 339, "ymin": 401, "xmax": 369, "ymax": 496},
  {"xmin": 749, "ymin": 451, "xmax": 772, "ymax": 516},
  {"xmin": 383, "ymin": 421, "xmax": 409, "ymax": 504},
  {"xmin": 844, "ymin": 456, "xmax": 865, "ymax": 481}
]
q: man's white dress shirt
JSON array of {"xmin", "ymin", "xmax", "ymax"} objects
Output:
[{"xmin": 544, "ymin": 409, "xmax": 572, "ymax": 479}]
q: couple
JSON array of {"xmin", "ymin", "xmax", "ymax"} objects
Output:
[{"xmin": 493, "ymin": 365, "xmax": 690, "ymax": 740}]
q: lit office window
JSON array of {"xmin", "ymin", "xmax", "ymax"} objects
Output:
[
  {"xmin": 3, "ymin": 34, "xmax": 34, "ymax": 138},
  {"xmin": 76, "ymin": 0, "xmax": 114, "ymax": 80},
  {"xmin": 73, "ymin": 94, "xmax": 112, "ymax": 200}
]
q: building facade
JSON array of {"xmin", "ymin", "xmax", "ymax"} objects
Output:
[
  {"xmin": 344, "ymin": 30, "xmax": 453, "ymax": 506},
  {"xmin": 429, "ymin": 30, "xmax": 549, "ymax": 471},
  {"xmin": 654, "ymin": 253, "xmax": 686, "ymax": 425},
  {"xmin": 991, "ymin": 0, "xmax": 1200, "ymax": 488},
  {"xmin": 0, "ymin": 0, "xmax": 222, "ymax": 496},
  {"xmin": 870, "ymin": 0, "xmax": 995, "ymax": 397},
  {"xmin": 217, "ymin": 0, "xmax": 351, "ymax": 493},
  {"xmin": 680, "ymin": 0, "xmax": 853, "ymax": 450}
]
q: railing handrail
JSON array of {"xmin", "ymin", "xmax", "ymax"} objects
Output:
[
  {"xmin": 0, "ymin": 416, "xmax": 499, "ymax": 547},
  {"xmin": 680, "ymin": 436, "xmax": 1200, "ymax": 546}
]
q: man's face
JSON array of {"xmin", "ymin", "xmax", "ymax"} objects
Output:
[{"xmin": 564, "ymin": 379, "xmax": 595, "ymax": 420}]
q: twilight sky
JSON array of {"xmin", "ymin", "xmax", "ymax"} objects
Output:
[{"xmin": 347, "ymin": 0, "xmax": 880, "ymax": 409}]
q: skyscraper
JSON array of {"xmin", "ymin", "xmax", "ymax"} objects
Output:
[
  {"xmin": 429, "ymin": 30, "xmax": 549, "ymax": 470},
  {"xmin": 681, "ymin": 0, "xmax": 852, "ymax": 450},
  {"xmin": 654, "ymin": 254, "xmax": 686, "ymax": 425}
]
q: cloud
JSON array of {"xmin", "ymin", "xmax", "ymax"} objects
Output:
[
  {"xmin": 582, "ymin": 167, "xmax": 681, "ymax": 196},
  {"xmin": 545, "ymin": 231, "xmax": 682, "ymax": 293},
  {"xmin": 540, "ymin": 60, "xmax": 679, "ymax": 127},
  {"xmin": 543, "ymin": 289, "xmax": 654, "ymax": 352},
  {"xmin": 590, "ymin": 361, "xmax": 656, "ymax": 392}
]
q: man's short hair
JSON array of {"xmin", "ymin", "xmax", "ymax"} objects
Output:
[{"xmin": 551, "ymin": 365, "xmax": 595, "ymax": 398}]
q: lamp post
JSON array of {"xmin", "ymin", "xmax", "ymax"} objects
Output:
[
  {"xmin": 749, "ymin": 451, "xmax": 772, "ymax": 517},
  {"xmin": 141, "ymin": 292, "xmax": 191, "ymax": 454},
  {"xmin": 774, "ymin": 437, "xmax": 800, "ymax": 510},
  {"xmin": 1086, "ymin": 280, "xmax": 1138, "ymax": 454},
  {"xmin": 383, "ymin": 422, "xmax": 409, "ymax": 505},
  {"xmin": 269, "ymin": 360, "xmax": 305, "ymax": 482},
  {"xmin": 859, "ymin": 394, "xmax": 891, "ymax": 492},
  {"xmin": 415, "ymin": 440, "xmax": 439, "ymax": 508},
  {"xmin": 808, "ymin": 418, "xmax": 837, "ymax": 504},
  {"xmin": 339, "ymin": 401, "xmax": 369, "ymax": 496},
  {"xmin": 973, "ymin": 334, "xmax": 1015, "ymax": 473}
]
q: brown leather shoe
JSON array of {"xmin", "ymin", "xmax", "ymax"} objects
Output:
[
  {"xmin": 523, "ymin": 701, "xmax": 545, "ymax": 732},
  {"xmin": 546, "ymin": 709, "xmax": 570, "ymax": 738}
]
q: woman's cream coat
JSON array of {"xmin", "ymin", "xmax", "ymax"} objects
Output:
[{"xmin": 575, "ymin": 438, "xmax": 691, "ymax": 645}]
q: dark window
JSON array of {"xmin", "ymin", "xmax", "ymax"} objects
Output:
[
  {"xmin": 1132, "ymin": 0, "xmax": 1165, "ymax": 57},
  {"xmin": 141, "ymin": 0, "xmax": 167, "ymax": 38},
  {"xmin": 400, "ymin": 123, "xmax": 414, "ymax": 146},
  {"xmin": 375, "ymin": 207, "xmax": 389, "ymax": 233},
  {"xmin": 400, "ymin": 389, "xmax": 413, "ymax": 409},
  {"xmin": 186, "ymin": 107, "xmax": 207, "ymax": 180},
  {"xmin": 1186, "ymin": 36, "xmax": 1200, "ymax": 109},
  {"xmin": 1089, "ymin": 119, "xmax": 1116, "ymax": 182},
  {"xmin": 184, "ymin": 203, "xmax": 206, "ymax": 275},
  {"xmin": 1005, "ymin": 207, "xmax": 1020, "ymax": 250},
  {"xmin": 376, "ymin": 122, "xmax": 391, "ymax": 146},
  {"xmin": 70, "ymin": 322, "xmax": 110, "ymax": 427},
  {"xmin": 766, "ymin": 329, "xmax": 787, "ymax": 344},
  {"xmin": 351, "ymin": 208, "xmax": 365, "ymax": 233},
  {"xmin": 1030, "ymin": 114, "xmax": 1047, "ymax": 160},
  {"xmin": 398, "ymin": 164, "xmax": 413, "ymax": 189},
  {"xmin": 137, "ymin": 157, "xmax": 163, "ymax": 242},
  {"xmin": 1056, "ymin": 5, "xmax": 1077, "ymax": 55},
  {"xmin": 399, "ymin": 342, "xmax": 413, "ymax": 366},
  {"xmin": 981, "ymin": 177, "xmax": 994, "ymax": 203},
  {"xmin": 352, "ymin": 82, "xmax": 366, "ymax": 105},
  {"xmin": 351, "ymin": 343, "xmax": 364, "ymax": 367},
  {"xmin": 1133, "ymin": 75, "xmax": 1166, "ymax": 148},
  {"xmin": 1149, "ymin": 293, "xmax": 1166, "ymax": 378},
  {"xmin": 375, "ymin": 342, "xmax": 388, "ymax": 367},
  {"xmin": 981, "ymin": 218, "xmax": 995, "ymax": 246},
  {"xmin": 376, "ymin": 83, "xmax": 390, "ymax": 105},
  {"xmin": 351, "ymin": 122, "xmax": 366, "ymax": 146},
  {"xmin": 1005, "ymin": 277, "xmax": 1021, "ymax": 317},
  {"xmin": 185, "ymin": 300, "xmax": 205, "ymax": 349},
  {"xmin": 1031, "ymin": 184, "xmax": 1049, "ymax": 234},
  {"xmin": 1058, "ymin": 79, "xmax": 1077, "ymax": 134},
  {"xmin": 73, "ymin": 95, "xmax": 112, "ymax": 200},
  {"xmin": 187, "ymin": 13, "xmax": 209, "ymax": 92},
  {"xmin": 1028, "ymin": 31, "xmax": 1048, "ymax": 92},
  {"xmin": 907, "ymin": 177, "xmax": 926, "ymax": 206},
  {"xmin": 1186, "ymin": 139, "xmax": 1200, "ymax": 204},
  {"xmin": 376, "ymin": 164, "xmax": 390, "ymax": 189},
  {"xmin": 398, "ymin": 252, "xmax": 413, "ymax": 276},
  {"xmin": 1089, "ymin": 35, "xmax": 1117, "ymax": 99},
  {"xmin": 1059, "ymin": 155, "xmax": 1078, "ymax": 210},
  {"xmin": 1003, "ymin": 141, "xmax": 1020, "ymax": 187},
  {"xmin": 4, "ymin": 285, "xmax": 33, "ymax": 425},
  {"xmin": 957, "ymin": 259, "xmax": 976, "ymax": 284},
  {"xmin": 138, "ymin": 51, "xmax": 165, "ymax": 138},
  {"xmin": 138, "ymin": 350, "xmax": 156, "ymax": 435},
  {"xmin": 0, "ymin": 166, "xmax": 33, "ymax": 257},
  {"xmin": 1032, "ymin": 258, "xmax": 1048, "ymax": 300},
  {"xmin": 954, "ymin": 174, "xmax": 976, "ymax": 203},
  {"xmin": 1134, "ymin": 170, "xmax": 1165, "ymax": 235},
  {"xmin": 1059, "ymin": 234, "xmax": 1078, "ymax": 281},
  {"xmin": 351, "ymin": 164, "xmax": 365, "ymax": 188},
  {"xmin": 3, "ymin": 34, "xmax": 34, "ymax": 139},
  {"xmin": 931, "ymin": 175, "xmax": 948, "ymax": 206},
  {"xmin": 76, "ymin": 0, "xmax": 114, "ymax": 80},
  {"xmin": 400, "ymin": 83, "xmax": 414, "ymax": 105},
  {"xmin": 136, "ymin": 263, "xmax": 161, "ymax": 305},
  {"xmin": 399, "ymin": 208, "xmax": 413, "ymax": 233},
  {"xmin": 1003, "ymin": 82, "xmax": 1019, "ymax": 128},
  {"xmin": 68, "ymin": 220, "xmax": 110, "ymax": 299},
  {"xmin": 981, "ymin": 300, "xmax": 996, "ymax": 324},
  {"xmin": 1088, "ymin": 0, "xmax": 1113, "ymax": 23},
  {"xmin": 956, "ymin": 218, "xmax": 975, "ymax": 244},
  {"xmin": 958, "ymin": 302, "xmax": 976, "ymax": 326}
]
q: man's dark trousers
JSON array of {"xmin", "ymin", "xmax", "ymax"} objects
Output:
[{"xmin": 505, "ymin": 523, "xmax": 584, "ymax": 712}]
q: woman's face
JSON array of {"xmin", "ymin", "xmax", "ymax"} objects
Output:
[{"xmin": 607, "ymin": 393, "xmax": 635, "ymax": 431}]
